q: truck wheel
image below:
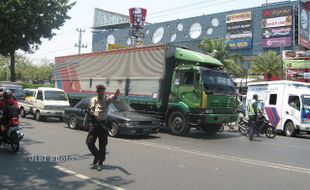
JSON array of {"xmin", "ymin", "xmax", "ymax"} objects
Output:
[
  {"xmin": 284, "ymin": 121, "xmax": 296, "ymax": 137},
  {"xmin": 35, "ymin": 111, "xmax": 41, "ymax": 121},
  {"xmin": 168, "ymin": 111, "xmax": 189, "ymax": 136},
  {"xmin": 19, "ymin": 108, "xmax": 26, "ymax": 118},
  {"xmin": 108, "ymin": 121, "xmax": 119, "ymax": 137},
  {"xmin": 68, "ymin": 116, "xmax": 78, "ymax": 129}
]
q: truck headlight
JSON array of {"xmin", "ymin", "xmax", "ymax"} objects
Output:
[
  {"xmin": 205, "ymin": 109, "xmax": 213, "ymax": 114},
  {"xmin": 44, "ymin": 105, "xmax": 51, "ymax": 109}
]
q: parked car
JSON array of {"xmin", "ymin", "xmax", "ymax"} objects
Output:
[
  {"xmin": 0, "ymin": 83, "xmax": 25, "ymax": 101},
  {"xmin": 63, "ymin": 98, "xmax": 160, "ymax": 137}
]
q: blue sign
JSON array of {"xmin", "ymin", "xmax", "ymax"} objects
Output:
[{"xmin": 227, "ymin": 38, "xmax": 252, "ymax": 50}]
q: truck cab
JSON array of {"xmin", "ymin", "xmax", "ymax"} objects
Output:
[
  {"xmin": 164, "ymin": 47, "xmax": 237, "ymax": 135},
  {"xmin": 247, "ymin": 80, "xmax": 310, "ymax": 137}
]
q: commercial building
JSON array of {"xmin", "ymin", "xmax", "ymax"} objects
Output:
[{"xmin": 92, "ymin": 0, "xmax": 310, "ymax": 82}]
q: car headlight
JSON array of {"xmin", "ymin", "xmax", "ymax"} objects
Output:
[{"xmin": 205, "ymin": 109, "xmax": 213, "ymax": 114}]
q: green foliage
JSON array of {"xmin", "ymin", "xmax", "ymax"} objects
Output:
[
  {"xmin": 0, "ymin": 54, "xmax": 54, "ymax": 83},
  {"xmin": 21, "ymin": 83, "xmax": 53, "ymax": 89},
  {"xmin": 0, "ymin": 0, "xmax": 75, "ymax": 81},
  {"xmin": 250, "ymin": 51, "xmax": 282, "ymax": 81},
  {"xmin": 199, "ymin": 38, "xmax": 245, "ymax": 77}
]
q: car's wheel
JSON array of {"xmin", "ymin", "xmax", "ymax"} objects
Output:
[
  {"xmin": 19, "ymin": 108, "xmax": 26, "ymax": 118},
  {"xmin": 34, "ymin": 111, "xmax": 41, "ymax": 121},
  {"xmin": 108, "ymin": 121, "xmax": 119, "ymax": 137},
  {"xmin": 168, "ymin": 111, "xmax": 190, "ymax": 136},
  {"xmin": 285, "ymin": 121, "xmax": 296, "ymax": 137},
  {"xmin": 68, "ymin": 116, "xmax": 78, "ymax": 129},
  {"xmin": 59, "ymin": 116, "xmax": 63, "ymax": 122}
]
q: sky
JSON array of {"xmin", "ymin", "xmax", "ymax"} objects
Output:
[{"xmin": 21, "ymin": 0, "xmax": 287, "ymax": 64}]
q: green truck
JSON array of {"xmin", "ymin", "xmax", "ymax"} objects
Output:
[{"xmin": 54, "ymin": 44, "xmax": 237, "ymax": 135}]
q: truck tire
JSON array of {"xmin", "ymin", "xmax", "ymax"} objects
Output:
[
  {"xmin": 34, "ymin": 111, "xmax": 42, "ymax": 121},
  {"xmin": 168, "ymin": 111, "xmax": 190, "ymax": 136},
  {"xmin": 284, "ymin": 121, "xmax": 296, "ymax": 137},
  {"xmin": 19, "ymin": 108, "xmax": 26, "ymax": 118}
]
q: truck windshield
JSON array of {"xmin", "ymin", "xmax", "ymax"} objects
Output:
[
  {"xmin": 201, "ymin": 70, "xmax": 235, "ymax": 93},
  {"xmin": 45, "ymin": 91, "xmax": 68, "ymax": 101}
]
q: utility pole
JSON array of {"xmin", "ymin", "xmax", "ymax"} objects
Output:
[{"xmin": 75, "ymin": 28, "xmax": 87, "ymax": 54}]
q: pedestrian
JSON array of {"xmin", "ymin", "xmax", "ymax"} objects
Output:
[
  {"xmin": 85, "ymin": 84, "xmax": 120, "ymax": 169},
  {"xmin": 247, "ymin": 94, "xmax": 259, "ymax": 141}
]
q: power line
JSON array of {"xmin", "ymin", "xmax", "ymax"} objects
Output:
[
  {"xmin": 148, "ymin": 0, "xmax": 238, "ymax": 19},
  {"xmin": 148, "ymin": 0, "xmax": 216, "ymax": 16}
]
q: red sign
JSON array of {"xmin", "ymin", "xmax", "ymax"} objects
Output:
[{"xmin": 129, "ymin": 8, "xmax": 147, "ymax": 29}]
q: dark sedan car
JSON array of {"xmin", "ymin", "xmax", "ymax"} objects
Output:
[{"xmin": 63, "ymin": 98, "xmax": 160, "ymax": 137}]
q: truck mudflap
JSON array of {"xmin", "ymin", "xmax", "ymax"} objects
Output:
[{"xmin": 188, "ymin": 113, "xmax": 237, "ymax": 126}]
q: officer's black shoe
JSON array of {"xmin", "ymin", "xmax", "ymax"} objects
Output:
[{"xmin": 93, "ymin": 157, "xmax": 99, "ymax": 165}]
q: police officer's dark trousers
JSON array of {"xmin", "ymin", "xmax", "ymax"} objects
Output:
[
  {"xmin": 249, "ymin": 117, "xmax": 257, "ymax": 140},
  {"xmin": 86, "ymin": 120, "xmax": 108, "ymax": 164}
]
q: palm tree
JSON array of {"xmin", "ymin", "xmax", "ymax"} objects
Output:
[
  {"xmin": 250, "ymin": 50, "xmax": 281, "ymax": 81},
  {"xmin": 199, "ymin": 38, "xmax": 244, "ymax": 77}
]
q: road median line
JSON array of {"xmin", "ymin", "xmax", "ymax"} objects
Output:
[{"xmin": 54, "ymin": 165, "xmax": 125, "ymax": 190}]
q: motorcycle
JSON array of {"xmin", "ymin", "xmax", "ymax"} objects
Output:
[
  {"xmin": 0, "ymin": 112, "xmax": 24, "ymax": 153},
  {"xmin": 238, "ymin": 113, "xmax": 276, "ymax": 138}
]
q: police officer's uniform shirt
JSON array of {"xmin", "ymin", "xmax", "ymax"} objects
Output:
[{"xmin": 89, "ymin": 95, "xmax": 115, "ymax": 121}]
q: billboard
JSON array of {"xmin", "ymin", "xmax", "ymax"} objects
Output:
[
  {"xmin": 261, "ymin": 7, "xmax": 292, "ymax": 48},
  {"xmin": 299, "ymin": 1, "xmax": 310, "ymax": 49},
  {"xmin": 283, "ymin": 49, "xmax": 310, "ymax": 82},
  {"xmin": 129, "ymin": 8, "xmax": 147, "ymax": 29},
  {"xmin": 226, "ymin": 11, "xmax": 252, "ymax": 50}
]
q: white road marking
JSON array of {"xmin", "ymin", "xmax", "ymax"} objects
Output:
[
  {"xmin": 54, "ymin": 165, "xmax": 126, "ymax": 190},
  {"xmin": 113, "ymin": 138, "xmax": 310, "ymax": 175}
]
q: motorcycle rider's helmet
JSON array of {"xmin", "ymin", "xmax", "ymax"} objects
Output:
[{"xmin": 3, "ymin": 89, "xmax": 13, "ymax": 100}]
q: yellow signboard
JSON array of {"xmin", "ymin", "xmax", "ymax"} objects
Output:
[{"xmin": 107, "ymin": 43, "xmax": 128, "ymax": 51}]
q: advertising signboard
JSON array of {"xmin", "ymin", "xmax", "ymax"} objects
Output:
[
  {"xmin": 261, "ymin": 7, "xmax": 292, "ymax": 48},
  {"xmin": 283, "ymin": 49, "xmax": 310, "ymax": 82},
  {"xmin": 299, "ymin": 1, "xmax": 310, "ymax": 49},
  {"xmin": 226, "ymin": 11, "xmax": 252, "ymax": 50}
]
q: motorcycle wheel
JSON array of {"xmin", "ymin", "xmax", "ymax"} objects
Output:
[
  {"xmin": 265, "ymin": 125, "xmax": 276, "ymax": 138},
  {"xmin": 10, "ymin": 142, "xmax": 20, "ymax": 153},
  {"xmin": 238, "ymin": 125, "xmax": 248, "ymax": 136}
]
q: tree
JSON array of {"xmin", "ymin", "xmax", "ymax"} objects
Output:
[
  {"xmin": 199, "ymin": 38, "xmax": 244, "ymax": 77},
  {"xmin": 0, "ymin": 0, "xmax": 75, "ymax": 82},
  {"xmin": 250, "ymin": 50, "xmax": 282, "ymax": 81},
  {"xmin": 0, "ymin": 54, "xmax": 54, "ymax": 83}
]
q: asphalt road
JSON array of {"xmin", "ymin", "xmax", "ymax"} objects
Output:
[{"xmin": 1, "ymin": 117, "xmax": 310, "ymax": 190}]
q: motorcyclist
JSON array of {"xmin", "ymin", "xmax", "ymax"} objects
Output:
[{"xmin": 0, "ymin": 90, "xmax": 19, "ymax": 133}]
